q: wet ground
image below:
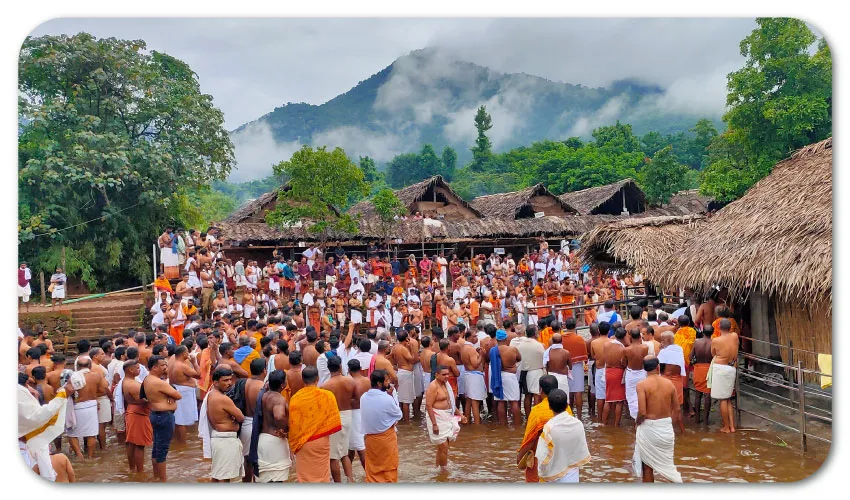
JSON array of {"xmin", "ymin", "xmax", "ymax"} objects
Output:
[{"xmin": 67, "ymin": 403, "xmax": 828, "ymax": 483}]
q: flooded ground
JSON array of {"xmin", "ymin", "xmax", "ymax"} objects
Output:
[{"xmin": 67, "ymin": 404, "xmax": 828, "ymax": 483}]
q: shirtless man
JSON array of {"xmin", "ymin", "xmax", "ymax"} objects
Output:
[
  {"xmin": 624, "ymin": 329, "xmax": 650, "ymax": 419},
  {"xmin": 321, "ymin": 355, "xmax": 357, "ymax": 482},
  {"xmin": 301, "ymin": 330, "xmax": 320, "ymax": 367},
  {"xmin": 694, "ymin": 293, "xmax": 718, "ymax": 331},
  {"xmin": 436, "ymin": 339, "xmax": 460, "ymax": 395},
  {"xmin": 691, "ymin": 328, "xmax": 714, "ymax": 424},
  {"xmin": 257, "ymin": 369, "xmax": 291, "ymax": 482},
  {"xmin": 711, "ymin": 319, "xmax": 739, "ymax": 433},
  {"xmin": 460, "ymin": 330, "xmax": 484, "ymax": 424},
  {"xmin": 601, "ymin": 328, "xmax": 627, "ymax": 427},
  {"xmin": 348, "ymin": 359, "xmax": 371, "ymax": 469},
  {"xmin": 32, "ymin": 328, "xmax": 54, "ymax": 354},
  {"xmin": 241, "ymin": 359, "xmax": 267, "ymax": 482},
  {"xmin": 168, "ymin": 346, "xmax": 200, "ymax": 443},
  {"xmin": 142, "ymin": 355, "xmax": 182, "ymax": 482},
  {"xmin": 391, "ymin": 331, "xmax": 417, "ymax": 421},
  {"xmin": 635, "ymin": 356, "xmax": 683, "ymax": 483},
  {"xmin": 419, "ymin": 337, "xmax": 434, "ymax": 382},
  {"xmin": 409, "ymin": 303, "xmax": 424, "ymax": 331},
  {"xmin": 122, "ymin": 360, "xmax": 150, "ymax": 472},
  {"xmin": 545, "ymin": 333, "xmax": 572, "ymax": 394},
  {"xmin": 218, "ymin": 342, "xmax": 250, "ymax": 379},
  {"xmin": 374, "ymin": 340, "xmax": 397, "ymax": 386},
  {"xmin": 285, "ymin": 351, "xmax": 305, "ymax": 397},
  {"xmin": 426, "ymin": 366, "xmax": 465, "ymax": 472},
  {"xmin": 446, "ymin": 327, "xmax": 466, "ymax": 410},
  {"xmin": 493, "ymin": 330, "xmax": 522, "ymax": 426},
  {"xmin": 46, "ymin": 354, "xmax": 67, "ymax": 391},
  {"xmin": 206, "ymin": 365, "xmax": 245, "ymax": 482},
  {"xmin": 68, "ymin": 356, "xmax": 107, "ymax": 459}
]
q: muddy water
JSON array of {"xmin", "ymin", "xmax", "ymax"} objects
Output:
[{"xmin": 69, "ymin": 410, "xmax": 827, "ymax": 483}]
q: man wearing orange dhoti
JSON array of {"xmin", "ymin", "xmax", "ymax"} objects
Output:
[
  {"xmin": 288, "ymin": 366, "xmax": 342, "ymax": 483},
  {"xmin": 360, "ymin": 369, "xmax": 403, "ymax": 482},
  {"xmin": 516, "ymin": 375, "xmax": 573, "ymax": 482}
]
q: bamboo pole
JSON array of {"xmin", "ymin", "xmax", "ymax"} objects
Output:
[
  {"xmin": 61, "ymin": 246, "xmax": 66, "ymax": 271},
  {"xmin": 40, "ymin": 272, "xmax": 46, "ymax": 303}
]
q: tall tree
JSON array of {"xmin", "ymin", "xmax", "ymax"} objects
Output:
[
  {"xmin": 440, "ymin": 146, "xmax": 457, "ymax": 180},
  {"xmin": 689, "ymin": 119, "xmax": 719, "ymax": 169},
  {"xmin": 358, "ymin": 155, "xmax": 382, "ymax": 184},
  {"xmin": 266, "ymin": 145, "xmax": 368, "ymax": 242},
  {"xmin": 18, "ymin": 33, "xmax": 233, "ymax": 290},
  {"xmin": 592, "ymin": 121, "xmax": 642, "ymax": 154},
  {"xmin": 419, "ymin": 144, "xmax": 442, "ymax": 178},
  {"xmin": 386, "ymin": 152, "xmax": 422, "ymax": 188},
  {"xmin": 470, "ymin": 105, "xmax": 493, "ymax": 172},
  {"xmin": 640, "ymin": 145, "xmax": 689, "ymax": 205},
  {"xmin": 371, "ymin": 188, "xmax": 407, "ymax": 247}
]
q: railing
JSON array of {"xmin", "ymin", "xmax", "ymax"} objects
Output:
[{"xmin": 735, "ymin": 336, "xmax": 832, "ymax": 452}]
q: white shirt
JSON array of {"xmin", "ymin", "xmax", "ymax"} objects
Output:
[
  {"xmin": 511, "ymin": 336, "xmax": 545, "ymax": 371},
  {"xmin": 360, "ymin": 389, "xmax": 403, "ymax": 435}
]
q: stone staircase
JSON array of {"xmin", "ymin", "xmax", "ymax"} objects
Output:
[{"xmin": 71, "ymin": 302, "xmax": 145, "ymax": 340}]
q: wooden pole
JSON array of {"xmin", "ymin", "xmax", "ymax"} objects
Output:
[
  {"xmin": 40, "ymin": 272, "xmax": 46, "ymax": 304},
  {"xmin": 61, "ymin": 247, "xmax": 66, "ymax": 271}
]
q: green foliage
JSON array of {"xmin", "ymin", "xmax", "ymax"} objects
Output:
[
  {"xmin": 18, "ymin": 33, "xmax": 233, "ymax": 290},
  {"xmin": 267, "ymin": 145, "xmax": 368, "ymax": 239},
  {"xmin": 372, "ymin": 188, "xmax": 407, "ymax": 223},
  {"xmin": 359, "ymin": 156, "xmax": 382, "ymax": 184},
  {"xmin": 211, "ymin": 174, "xmax": 287, "ymax": 206},
  {"xmin": 386, "ymin": 153, "xmax": 424, "ymax": 188},
  {"xmin": 639, "ymin": 146, "xmax": 690, "ymax": 205},
  {"xmin": 470, "ymin": 105, "xmax": 493, "ymax": 172},
  {"xmin": 440, "ymin": 146, "xmax": 457, "ymax": 181},
  {"xmin": 701, "ymin": 18, "xmax": 831, "ymax": 199}
]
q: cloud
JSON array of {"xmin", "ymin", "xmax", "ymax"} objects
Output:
[
  {"xmin": 311, "ymin": 126, "xmax": 408, "ymax": 163},
  {"xmin": 229, "ymin": 122, "xmax": 301, "ymax": 182}
]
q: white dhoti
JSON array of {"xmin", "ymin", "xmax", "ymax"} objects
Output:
[
  {"xmin": 526, "ymin": 368, "xmax": 544, "ymax": 395},
  {"xmin": 174, "ymin": 385, "xmax": 199, "ymax": 426},
  {"xmin": 457, "ymin": 365, "xmax": 466, "ymax": 395},
  {"xmin": 330, "ymin": 409, "xmax": 352, "ymax": 460},
  {"xmin": 552, "ymin": 372, "xmax": 571, "ymax": 393},
  {"xmin": 428, "ymin": 408, "xmax": 461, "ymax": 445},
  {"xmin": 161, "ymin": 248, "xmax": 179, "ymax": 268},
  {"xmin": 257, "ymin": 433, "xmax": 292, "ymax": 482},
  {"xmin": 595, "ymin": 366, "xmax": 606, "ymax": 399},
  {"xmin": 463, "ymin": 370, "xmax": 487, "ymax": 401},
  {"xmin": 68, "ymin": 400, "xmax": 98, "ymax": 438},
  {"xmin": 568, "ymin": 362, "xmax": 585, "ymax": 393},
  {"xmin": 632, "ymin": 417, "xmax": 682, "ymax": 483},
  {"xmin": 709, "ymin": 362, "xmax": 736, "ymax": 400},
  {"xmin": 18, "ymin": 284, "xmax": 31, "ymax": 301},
  {"xmin": 413, "ymin": 363, "xmax": 425, "ymax": 396},
  {"xmin": 551, "ymin": 468, "xmax": 580, "ymax": 483},
  {"xmin": 187, "ymin": 272, "xmax": 202, "ymax": 289},
  {"xmin": 625, "ymin": 368, "xmax": 647, "ymax": 418},
  {"xmin": 238, "ymin": 416, "xmax": 253, "ymax": 456},
  {"xmin": 51, "ymin": 285, "xmax": 65, "ymax": 299},
  {"xmin": 269, "ymin": 280, "xmax": 280, "ymax": 293},
  {"xmin": 495, "ymin": 371, "xmax": 521, "ymax": 401},
  {"xmin": 397, "ymin": 369, "xmax": 415, "ymax": 404},
  {"xmin": 348, "ymin": 409, "xmax": 365, "ymax": 451},
  {"xmin": 97, "ymin": 395, "xmax": 112, "ymax": 424},
  {"xmin": 211, "ymin": 430, "xmax": 245, "ymax": 481},
  {"xmin": 351, "ymin": 310, "xmax": 363, "ymax": 325}
]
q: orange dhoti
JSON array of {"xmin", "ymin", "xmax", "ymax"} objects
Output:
[
  {"xmin": 308, "ymin": 307, "xmax": 321, "ymax": 330},
  {"xmin": 447, "ymin": 375, "xmax": 459, "ymax": 398},
  {"xmin": 663, "ymin": 374, "xmax": 685, "ymax": 405},
  {"xmin": 693, "ymin": 363, "xmax": 711, "ymax": 394},
  {"xmin": 364, "ymin": 427, "xmax": 399, "ymax": 483},
  {"xmin": 559, "ymin": 296, "xmax": 575, "ymax": 321},
  {"xmin": 583, "ymin": 307, "xmax": 597, "ymax": 327},
  {"xmin": 124, "ymin": 405, "xmax": 152, "ymax": 447},
  {"xmin": 169, "ymin": 324, "xmax": 185, "ymax": 345},
  {"xmin": 295, "ymin": 436, "xmax": 331, "ymax": 482},
  {"xmin": 537, "ymin": 298, "xmax": 551, "ymax": 318},
  {"xmin": 605, "ymin": 367, "xmax": 626, "ymax": 402}
]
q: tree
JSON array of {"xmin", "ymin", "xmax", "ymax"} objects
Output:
[
  {"xmin": 639, "ymin": 146, "xmax": 689, "ymax": 205},
  {"xmin": 18, "ymin": 33, "xmax": 234, "ymax": 290},
  {"xmin": 470, "ymin": 105, "xmax": 493, "ymax": 171},
  {"xmin": 640, "ymin": 131, "xmax": 667, "ymax": 158},
  {"xmin": 703, "ymin": 18, "xmax": 831, "ymax": 198},
  {"xmin": 358, "ymin": 156, "xmax": 382, "ymax": 184},
  {"xmin": 440, "ymin": 146, "xmax": 457, "ymax": 180},
  {"xmin": 266, "ymin": 145, "xmax": 368, "ymax": 242},
  {"xmin": 419, "ymin": 144, "xmax": 442, "ymax": 178},
  {"xmin": 372, "ymin": 188, "xmax": 407, "ymax": 246},
  {"xmin": 689, "ymin": 119, "xmax": 719, "ymax": 169},
  {"xmin": 592, "ymin": 121, "xmax": 642, "ymax": 154},
  {"xmin": 386, "ymin": 152, "xmax": 422, "ymax": 188}
]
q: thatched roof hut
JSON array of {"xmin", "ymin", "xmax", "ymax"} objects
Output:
[
  {"xmin": 349, "ymin": 176, "xmax": 482, "ymax": 221},
  {"xmin": 578, "ymin": 215, "xmax": 705, "ymax": 277},
  {"xmin": 224, "ymin": 184, "xmax": 291, "ymax": 223},
  {"xmin": 469, "ymin": 183, "xmax": 578, "ymax": 219},
  {"xmin": 660, "ymin": 138, "xmax": 832, "ymax": 307},
  {"xmin": 558, "ymin": 178, "xmax": 647, "ymax": 215}
]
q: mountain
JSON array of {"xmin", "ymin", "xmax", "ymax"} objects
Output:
[{"xmin": 229, "ymin": 48, "xmax": 721, "ymax": 181}]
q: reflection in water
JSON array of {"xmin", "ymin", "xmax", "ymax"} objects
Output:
[{"xmin": 69, "ymin": 411, "xmax": 827, "ymax": 483}]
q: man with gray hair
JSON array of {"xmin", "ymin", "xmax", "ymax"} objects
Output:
[{"xmin": 68, "ymin": 356, "xmax": 107, "ymax": 459}]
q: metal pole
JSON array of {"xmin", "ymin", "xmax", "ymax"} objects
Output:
[
  {"xmin": 735, "ymin": 355, "xmax": 742, "ymax": 429},
  {"xmin": 797, "ymin": 361, "xmax": 807, "ymax": 452},
  {"xmin": 152, "ymin": 243, "xmax": 157, "ymax": 282}
]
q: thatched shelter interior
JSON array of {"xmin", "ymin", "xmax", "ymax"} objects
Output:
[
  {"xmin": 559, "ymin": 178, "xmax": 647, "ymax": 215},
  {"xmin": 469, "ymin": 183, "xmax": 578, "ymax": 219},
  {"xmin": 350, "ymin": 176, "xmax": 481, "ymax": 221}
]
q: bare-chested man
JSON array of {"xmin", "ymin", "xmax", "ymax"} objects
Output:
[
  {"xmin": 218, "ymin": 342, "xmax": 250, "ymax": 379},
  {"xmin": 624, "ymin": 329, "xmax": 650, "ymax": 419},
  {"xmin": 285, "ymin": 351, "xmax": 305, "ymax": 398},
  {"xmin": 460, "ymin": 329, "xmax": 485, "ymax": 424},
  {"xmin": 257, "ymin": 369, "xmax": 291, "ymax": 482},
  {"xmin": 122, "ymin": 360, "xmax": 150, "ymax": 473},
  {"xmin": 321, "ymin": 355, "xmax": 357, "ymax": 482},
  {"xmin": 374, "ymin": 340, "xmax": 398, "ymax": 386},
  {"xmin": 68, "ymin": 356, "xmax": 107, "ymax": 459},
  {"xmin": 301, "ymin": 330, "xmax": 320, "ymax": 367},
  {"xmin": 391, "ymin": 331, "xmax": 417, "ymax": 421},
  {"xmin": 142, "ymin": 355, "xmax": 181, "ymax": 482},
  {"xmin": 436, "ymin": 339, "xmax": 460, "ymax": 399},
  {"xmin": 347, "ymin": 359, "xmax": 371, "ymax": 469},
  {"xmin": 601, "ymin": 328, "xmax": 627, "ymax": 427},
  {"xmin": 492, "ymin": 330, "xmax": 522, "ymax": 426},
  {"xmin": 544, "ymin": 333, "xmax": 572, "ymax": 394},
  {"xmin": 46, "ymin": 354, "xmax": 67, "ymax": 391},
  {"xmin": 691, "ymin": 327, "xmax": 714, "ymax": 424},
  {"xmin": 419, "ymin": 336, "xmax": 434, "ymax": 381},
  {"xmin": 168, "ymin": 345, "xmax": 199, "ymax": 443},
  {"xmin": 447, "ymin": 326, "xmax": 467, "ymax": 410},
  {"xmin": 206, "ymin": 365, "xmax": 245, "ymax": 482},
  {"xmin": 426, "ymin": 366, "xmax": 465, "ymax": 473},
  {"xmin": 240, "ymin": 359, "xmax": 267, "ymax": 482},
  {"xmin": 634, "ymin": 356, "xmax": 683, "ymax": 483},
  {"xmin": 711, "ymin": 319, "xmax": 739, "ymax": 433}
]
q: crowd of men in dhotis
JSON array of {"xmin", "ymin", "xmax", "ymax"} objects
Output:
[{"xmin": 17, "ymin": 232, "xmax": 742, "ymax": 483}]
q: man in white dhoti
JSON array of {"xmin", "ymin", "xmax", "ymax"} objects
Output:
[
  {"xmin": 709, "ymin": 319, "xmax": 739, "ymax": 433},
  {"xmin": 624, "ymin": 329, "xmax": 650, "ymax": 419},
  {"xmin": 633, "ymin": 356, "xmax": 683, "ymax": 483},
  {"xmin": 18, "ymin": 376, "xmax": 76, "ymax": 481},
  {"xmin": 67, "ymin": 357, "xmax": 106, "ymax": 459},
  {"xmin": 256, "ymin": 370, "xmax": 292, "ymax": 482},
  {"xmin": 201, "ymin": 365, "xmax": 245, "ymax": 482},
  {"xmin": 535, "ymin": 389, "xmax": 590, "ymax": 482},
  {"xmin": 426, "ymin": 366, "xmax": 465, "ymax": 472}
]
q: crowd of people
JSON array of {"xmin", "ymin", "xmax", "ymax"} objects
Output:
[{"xmin": 17, "ymin": 235, "xmax": 743, "ymax": 483}]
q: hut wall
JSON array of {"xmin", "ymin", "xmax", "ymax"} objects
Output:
[
  {"xmin": 773, "ymin": 299, "xmax": 832, "ymax": 385},
  {"xmin": 749, "ymin": 291, "xmax": 774, "ymax": 360},
  {"xmin": 414, "ymin": 200, "xmax": 477, "ymax": 221},
  {"xmin": 528, "ymin": 195, "xmax": 568, "ymax": 217}
]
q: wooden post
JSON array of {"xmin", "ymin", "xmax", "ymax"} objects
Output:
[
  {"xmin": 40, "ymin": 272, "xmax": 46, "ymax": 304},
  {"xmin": 61, "ymin": 246, "xmax": 66, "ymax": 271}
]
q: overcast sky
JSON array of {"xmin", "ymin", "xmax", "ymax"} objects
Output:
[{"xmin": 30, "ymin": 18, "xmax": 760, "ymax": 130}]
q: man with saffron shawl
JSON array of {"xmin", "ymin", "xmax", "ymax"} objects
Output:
[
  {"xmin": 233, "ymin": 335, "xmax": 260, "ymax": 374},
  {"xmin": 517, "ymin": 375, "xmax": 573, "ymax": 482},
  {"xmin": 153, "ymin": 272, "xmax": 173, "ymax": 297},
  {"xmin": 288, "ymin": 366, "xmax": 342, "ymax": 482},
  {"xmin": 711, "ymin": 306, "xmax": 740, "ymax": 339}
]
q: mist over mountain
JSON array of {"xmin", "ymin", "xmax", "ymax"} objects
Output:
[{"xmin": 229, "ymin": 48, "xmax": 723, "ymax": 182}]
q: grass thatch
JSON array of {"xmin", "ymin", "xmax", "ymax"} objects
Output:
[
  {"xmin": 349, "ymin": 175, "xmax": 483, "ymax": 219},
  {"xmin": 578, "ymin": 215, "xmax": 705, "ymax": 277},
  {"xmin": 469, "ymin": 183, "xmax": 578, "ymax": 218},
  {"xmin": 660, "ymin": 138, "xmax": 832, "ymax": 307},
  {"xmin": 223, "ymin": 186, "xmax": 288, "ymax": 223},
  {"xmin": 558, "ymin": 178, "xmax": 647, "ymax": 215}
]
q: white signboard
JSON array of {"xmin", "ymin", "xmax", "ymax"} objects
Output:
[
  {"xmin": 494, "ymin": 248, "xmax": 505, "ymax": 255},
  {"xmin": 534, "ymin": 212, "xmax": 545, "ymax": 218}
]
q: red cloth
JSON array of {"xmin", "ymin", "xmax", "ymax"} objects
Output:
[
  {"xmin": 18, "ymin": 269, "xmax": 28, "ymax": 287},
  {"xmin": 605, "ymin": 367, "xmax": 626, "ymax": 402}
]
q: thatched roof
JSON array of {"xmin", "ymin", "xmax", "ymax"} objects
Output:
[
  {"xmin": 224, "ymin": 187, "xmax": 288, "ymax": 223},
  {"xmin": 558, "ymin": 178, "xmax": 647, "ymax": 215},
  {"xmin": 661, "ymin": 138, "xmax": 832, "ymax": 306},
  {"xmin": 349, "ymin": 176, "xmax": 483, "ymax": 219},
  {"xmin": 578, "ymin": 215, "xmax": 705, "ymax": 277},
  {"xmin": 469, "ymin": 183, "xmax": 578, "ymax": 218}
]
